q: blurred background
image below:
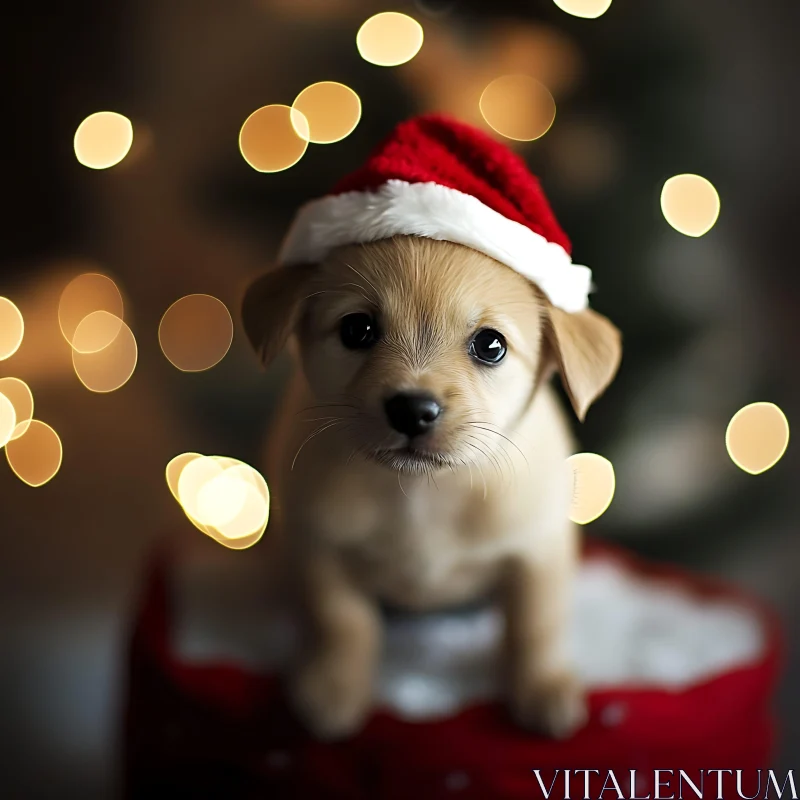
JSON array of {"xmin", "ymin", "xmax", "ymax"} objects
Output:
[{"xmin": 1, "ymin": 0, "xmax": 798, "ymax": 795}]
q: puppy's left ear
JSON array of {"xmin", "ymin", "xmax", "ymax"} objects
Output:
[
  {"xmin": 240, "ymin": 263, "xmax": 316, "ymax": 368},
  {"xmin": 543, "ymin": 305, "xmax": 622, "ymax": 422}
]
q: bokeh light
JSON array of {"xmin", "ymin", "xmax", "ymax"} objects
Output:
[
  {"xmin": 59, "ymin": 273, "xmax": 124, "ymax": 352},
  {"xmin": 169, "ymin": 452, "xmax": 270, "ymax": 550},
  {"xmin": 292, "ymin": 82, "xmax": 362, "ymax": 144},
  {"xmin": 158, "ymin": 294, "xmax": 233, "ymax": 372},
  {"xmin": 0, "ymin": 393, "xmax": 16, "ymax": 449},
  {"xmin": 553, "ymin": 0, "xmax": 613, "ymax": 19},
  {"xmin": 197, "ymin": 468, "xmax": 249, "ymax": 528},
  {"xmin": 178, "ymin": 456, "xmax": 228, "ymax": 524},
  {"xmin": 567, "ymin": 452, "xmax": 616, "ymax": 524},
  {"xmin": 73, "ymin": 111, "xmax": 134, "ymax": 169},
  {"xmin": 239, "ymin": 105, "xmax": 310, "ymax": 172},
  {"xmin": 166, "ymin": 452, "xmax": 202, "ymax": 501},
  {"xmin": 479, "ymin": 74, "xmax": 556, "ymax": 141},
  {"xmin": 356, "ymin": 12, "xmax": 424, "ymax": 67},
  {"xmin": 0, "ymin": 378, "xmax": 34, "ymax": 440},
  {"xmin": 5, "ymin": 420, "xmax": 63, "ymax": 487},
  {"xmin": 660, "ymin": 174, "xmax": 721, "ymax": 237},
  {"xmin": 72, "ymin": 316, "xmax": 137, "ymax": 392},
  {"xmin": 726, "ymin": 402, "xmax": 789, "ymax": 475},
  {"xmin": 0, "ymin": 297, "xmax": 24, "ymax": 360},
  {"xmin": 399, "ymin": 22, "xmax": 580, "ymax": 139},
  {"xmin": 70, "ymin": 309, "xmax": 124, "ymax": 355},
  {"xmin": 213, "ymin": 465, "xmax": 269, "ymax": 543}
]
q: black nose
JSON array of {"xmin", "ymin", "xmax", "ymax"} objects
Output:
[{"xmin": 384, "ymin": 392, "xmax": 443, "ymax": 437}]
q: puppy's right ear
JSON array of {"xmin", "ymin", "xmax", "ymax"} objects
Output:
[{"xmin": 241, "ymin": 263, "xmax": 316, "ymax": 367}]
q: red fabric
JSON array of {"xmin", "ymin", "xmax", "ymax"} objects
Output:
[
  {"xmin": 330, "ymin": 114, "xmax": 573, "ymax": 255},
  {"xmin": 123, "ymin": 541, "xmax": 782, "ymax": 799}
]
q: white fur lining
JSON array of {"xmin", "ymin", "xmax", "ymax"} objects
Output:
[
  {"xmin": 171, "ymin": 556, "xmax": 765, "ymax": 722},
  {"xmin": 278, "ymin": 180, "xmax": 593, "ymax": 314}
]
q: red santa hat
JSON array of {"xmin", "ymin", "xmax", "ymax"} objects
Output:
[{"xmin": 278, "ymin": 114, "xmax": 593, "ymax": 314}]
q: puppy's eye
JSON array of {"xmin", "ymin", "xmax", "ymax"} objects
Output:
[
  {"xmin": 469, "ymin": 328, "xmax": 507, "ymax": 365},
  {"xmin": 340, "ymin": 313, "xmax": 379, "ymax": 350}
]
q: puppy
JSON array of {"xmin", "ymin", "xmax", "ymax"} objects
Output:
[{"xmin": 242, "ymin": 234, "xmax": 621, "ymax": 740}]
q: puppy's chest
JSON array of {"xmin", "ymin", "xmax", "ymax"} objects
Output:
[{"xmin": 340, "ymin": 491, "xmax": 501, "ymax": 608}]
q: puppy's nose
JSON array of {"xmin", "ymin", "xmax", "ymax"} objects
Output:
[{"xmin": 384, "ymin": 392, "xmax": 442, "ymax": 437}]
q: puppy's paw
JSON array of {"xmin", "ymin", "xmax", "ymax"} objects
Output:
[
  {"xmin": 510, "ymin": 670, "xmax": 588, "ymax": 739},
  {"xmin": 290, "ymin": 653, "xmax": 373, "ymax": 740}
]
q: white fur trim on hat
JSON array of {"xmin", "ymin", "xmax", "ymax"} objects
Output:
[{"xmin": 278, "ymin": 179, "xmax": 593, "ymax": 314}]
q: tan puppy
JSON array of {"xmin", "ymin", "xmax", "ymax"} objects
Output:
[{"xmin": 242, "ymin": 235, "xmax": 621, "ymax": 740}]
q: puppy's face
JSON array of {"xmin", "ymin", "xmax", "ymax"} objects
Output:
[
  {"xmin": 295, "ymin": 237, "xmax": 542, "ymax": 473},
  {"xmin": 243, "ymin": 236, "xmax": 621, "ymax": 474}
]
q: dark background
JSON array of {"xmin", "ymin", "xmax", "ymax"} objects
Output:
[{"xmin": 0, "ymin": 0, "xmax": 798, "ymax": 795}]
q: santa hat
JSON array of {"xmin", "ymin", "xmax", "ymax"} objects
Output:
[{"xmin": 278, "ymin": 114, "xmax": 593, "ymax": 314}]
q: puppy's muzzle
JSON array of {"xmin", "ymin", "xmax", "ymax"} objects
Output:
[{"xmin": 384, "ymin": 392, "xmax": 442, "ymax": 438}]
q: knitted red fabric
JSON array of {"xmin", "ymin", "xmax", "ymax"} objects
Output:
[{"xmin": 331, "ymin": 114, "xmax": 572, "ymax": 256}]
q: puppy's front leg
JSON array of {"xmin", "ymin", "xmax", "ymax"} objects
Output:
[
  {"xmin": 502, "ymin": 536, "xmax": 587, "ymax": 739},
  {"xmin": 291, "ymin": 550, "xmax": 380, "ymax": 740}
]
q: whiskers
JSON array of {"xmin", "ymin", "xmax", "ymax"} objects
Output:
[
  {"xmin": 291, "ymin": 401, "xmax": 528, "ymax": 501},
  {"xmin": 457, "ymin": 414, "xmax": 530, "ymax": 491},
  {"xmin": 292, "ymin": 399, "xmax": 362, "ymax": 470}
]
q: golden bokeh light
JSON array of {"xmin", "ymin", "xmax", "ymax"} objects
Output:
[
  {"xmin": 239, "ymin": 105, "xmax": 310, "ymax": 173},
  {"xmin": 660, "ymin": 174, "xmax": 721, "ymax": 237},
  {"xmin": 292, "ymin": 82, "xmax": 362, "ymax": 144},
  {"xmin": 5, "ymin": 419, "xmax": 63, "ymax": 487},
  {"xmin": 0, "ymin": 297, "xmax": 24, "ymax": 361},
  {"xmin": 196, "ymin": 469, "xmax": 249, "ymax": 528},
  {"xmin": 479, "ymin": 74, "xmax": 556, "ymax": 141},
  {"xmin": 70, "ymin": 309, "xmax": 124, "ymax": 355},
  {"xmin": 170, "ymin": 452, "xmax": 270, "ymax": 550},
  {"xmin": 203, "ymin": 520, "xmax": 266, "ymax": 551},
  {"xmin": 0, "ymin": 393, "xmax": 16, "ymax": 449},
  {"xmin": 178, "ymin": 456, "xmax": 227, "ymax": 524},
  {"xmin": 59, "ymin": 273, "xmax": 124, "ymax": 351},
  {"xmin": 72, "ymin": 316, "xmax": 137, "ymax": 392},
  {"xmin": 726, "ymin": 402, "xmax": 789, "ymax": 475},
  {"xmin": 74, "ymin": 111, "xmax": 134, "ymax": 169},
  {"xmin": 213, "ymin": 464, "xmax": 269, "ymax": 541},
  {"xmin": 158, "ymin": 294, "xmax": 234, "ymax": 372},
  {"xmin": 356, "ymin": 12, "xmax": 424, "ymax": 67},
  {"xmin": 567, "ymin": 452, "xmax": 616, "ymax": 525},
  {"xmin": 553, "ymin": 0, "xmax": 613, "ymax": 19},
  {"xmin": 0, "ymin": 378, "xmax": 34, "ymax": 440},
  {"xmin": 166, "ymin": 452, "xmax": 202, "ymax": 501}
]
